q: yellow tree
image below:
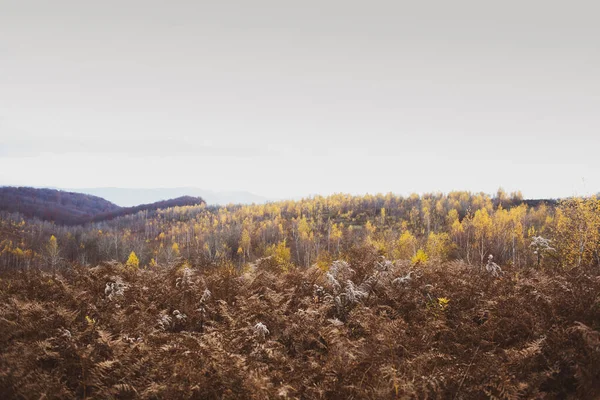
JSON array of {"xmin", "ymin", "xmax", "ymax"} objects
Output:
[
  {"xmin": 508, "ymin": 205, "xmax": 527, "ymax": 267},
  {"xmin": 449, "ymin": 211, "xmax": 474, "ymax": 264},
  {"xmin": 364, "ymin": 220, "xmax": 376, "ymax": 245},
  {"xmin": 394, "ymin": 230, "xmax": 417, "ymax": 260},
  {"xmin": 426, "ymin": 232, "xmax": 452, "ymax": 262},
  {"xmin": 472, "ymin": 208, "xmax": 493, "ymax": 264},
  {"xmin": 434, "ymin": 199, "xmax": 446, "ymax": 231},
  {"xmin": 266, "ymin": 240, "xmax": 292, "ymax": 271},
  {"xmin": 45, "ymin": 235, "xmax": 61, "ymax": 277},
  {"xmin": 329, "ymin": 223, "xmax": 343, "ymax": 255},
  {"xmin": 239, "ymin": 228, "xmax": 251, "ymax": 263},
  {"xmin": 553, "ymin": 197, "xmax": 600, "ymax": 269},
  {"xmin": 166, "ymin": 242, "xmax": 180, "ymax": 264},
  {"xmin": 490, "ymin": 207, "xmax": 512, "ymax": 264},
  {"xmin": 126, "ymin": 251, "xmax": 139, "ymax": 269},
  {"xmin": 422, "ymin": 199, "xmax": 432, "ymax": 236},
  {"xmin": 293, "ymin": 217, "xmax": 313, "ymax": 267}
]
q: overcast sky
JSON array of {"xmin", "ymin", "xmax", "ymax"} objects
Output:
[{"xmin": 1, "ymin": 0, "xmax": 598, "ymax": 199}]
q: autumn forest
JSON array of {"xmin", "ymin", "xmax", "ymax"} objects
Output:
[{"xmin": 1, "ymin": 188, "xmax": 599, "ymax": 399}]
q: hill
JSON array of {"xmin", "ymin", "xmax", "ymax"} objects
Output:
[
  {"xmin": 0, "ymin": 186, "xmax": 121, "ymax": 225},
  {"xmin": 89, "ymin": 195, "xmax": 206, "ymax": 223},
  {"xmin": 66, "ymin": 187, "xmax": 270, "ymax": 206},
  {"xmin": 0, "ymin": 187, "xmax": 205, "ymax": 225}
]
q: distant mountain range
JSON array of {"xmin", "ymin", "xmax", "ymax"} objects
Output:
[
  {"xmin": 0, "ymin": 186, "xmax": 205, "ymax": 225},
  {"xmin": 64, "ymin": 187, "xmax": 271, "ymax": 207}
]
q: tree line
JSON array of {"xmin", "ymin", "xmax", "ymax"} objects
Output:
[{"xmin": 0, "ymin": 190, "xmax": 598, "ymax": 272}]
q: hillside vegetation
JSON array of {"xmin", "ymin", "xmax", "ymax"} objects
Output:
[
  {"xmin": 0, "ymin": 187, "xmax": 121, "ymax": 225},
  {"xmin": 0, "ymin": 190, "xmax": 599, "ymax": 398},
  {"xmin": 0, "ymin": 187, "xmax": 204, "ymax": 225},
  {"xmin": 0, "ymin": 189, "xmax": 596, "ymax": 272},
  {"xmin": 1, "ymin": 252, "xmax": 599, "ymax": 398}
]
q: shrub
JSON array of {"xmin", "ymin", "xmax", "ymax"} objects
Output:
[{"xmin": 411, "ymin": 248, "xmax": 429, "ymax": 265}]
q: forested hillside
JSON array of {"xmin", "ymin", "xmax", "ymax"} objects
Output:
[
  {"xmin": 0, "ymin": 187, "xmax": 204, "ymax": 225},
  {"xmin": 1, "ymin": 189, "xmax": 594, "ymax": 271},
  {"xmin": 88, "ymin": 195, "xmax": 206, "ymax": 224},
  {"xmin": 0, "ymin": 187, "xmax": 121, "ymax": 225}
]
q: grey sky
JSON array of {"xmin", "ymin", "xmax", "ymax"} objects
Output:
[{"xmin": 1, "ymin": 0, "xmax": 598, "ymax": 199}]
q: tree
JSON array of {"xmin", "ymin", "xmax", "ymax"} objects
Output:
[
  {"xmin": 508, "ymin": 205, "xmax": 527, "ymax": 267},
  {"xmin": 239, "ymin": 229, "xmax": 251, "ymax": 262},
  {"xmin": 426, "ymin": 232, "xmax": 452, "ymax": 262},
  {"xmin": 166, "ymin": 242, "xmax": 180, "ymax": 264},
  {"xmin": 394, "ymin": 230, "xmax": 417, "ymax": 260},
  {"xmin": 553, "ymin": 197, "xmax": 600, "ymax": 269},
  {"xmin": 266, "ymin": 240, "xmax": 292, "ymax": 271},
  {"xmin": 494, "ymin": 187, "xmax": 508, "ymax": 208},
  {"xmin": 126, "ymin": 251, "xmax": 139, "ymax": 269},
  {"xmin": 330, "ymin": 223, "xmax": 343, "ymax": 255},
  {"xmin": 44, "ymin": 235, "xmax": 61, "ymax": 277},
  {"xmin": 293, "ymin": 217, "xmax": 312, "ymax": 267},
  {"xmin": 364, "ymin": 220, "xmax": 376, "ymax": 245},
  {"xmin": 472, "ymin": 208, "xmax": 493, "ymax": 264}
]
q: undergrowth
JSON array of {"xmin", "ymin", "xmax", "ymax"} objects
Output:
[{"xmin": 1, "ymin": 250, "xmax": 599, "ymax": 399}]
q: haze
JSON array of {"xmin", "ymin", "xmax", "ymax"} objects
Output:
[{"xmin": 1, "ymin": 0, "xmax": 599, "ymax": 200}]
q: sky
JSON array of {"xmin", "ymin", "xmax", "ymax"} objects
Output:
[{"xmin": 0, "ymin": 0, "xmax": 599, "ymax": 200}]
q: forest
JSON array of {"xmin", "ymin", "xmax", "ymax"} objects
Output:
[
  {"xmin": 0, "ymin": 189, "xmax": 599, "ymax": 399},
  {"xmin": 0, "ymin": 187, "xmax": 205, "ymax": 225}
]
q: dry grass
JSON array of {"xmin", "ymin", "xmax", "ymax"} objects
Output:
[{"xmin": 1, "ymin": 250, "xmax": 599, "ymax": 399}]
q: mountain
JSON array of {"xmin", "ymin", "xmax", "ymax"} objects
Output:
[
  {"xmin": 67, "ymin": 187, "xmax": 271, "ymax": 207},
  {"xmin": 0, "ymin": 187, "xmax": 205, "ymax": 225},
  {"xmin": 0, "ymin": 186, "xmax": 121, "ymax": 225}
]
